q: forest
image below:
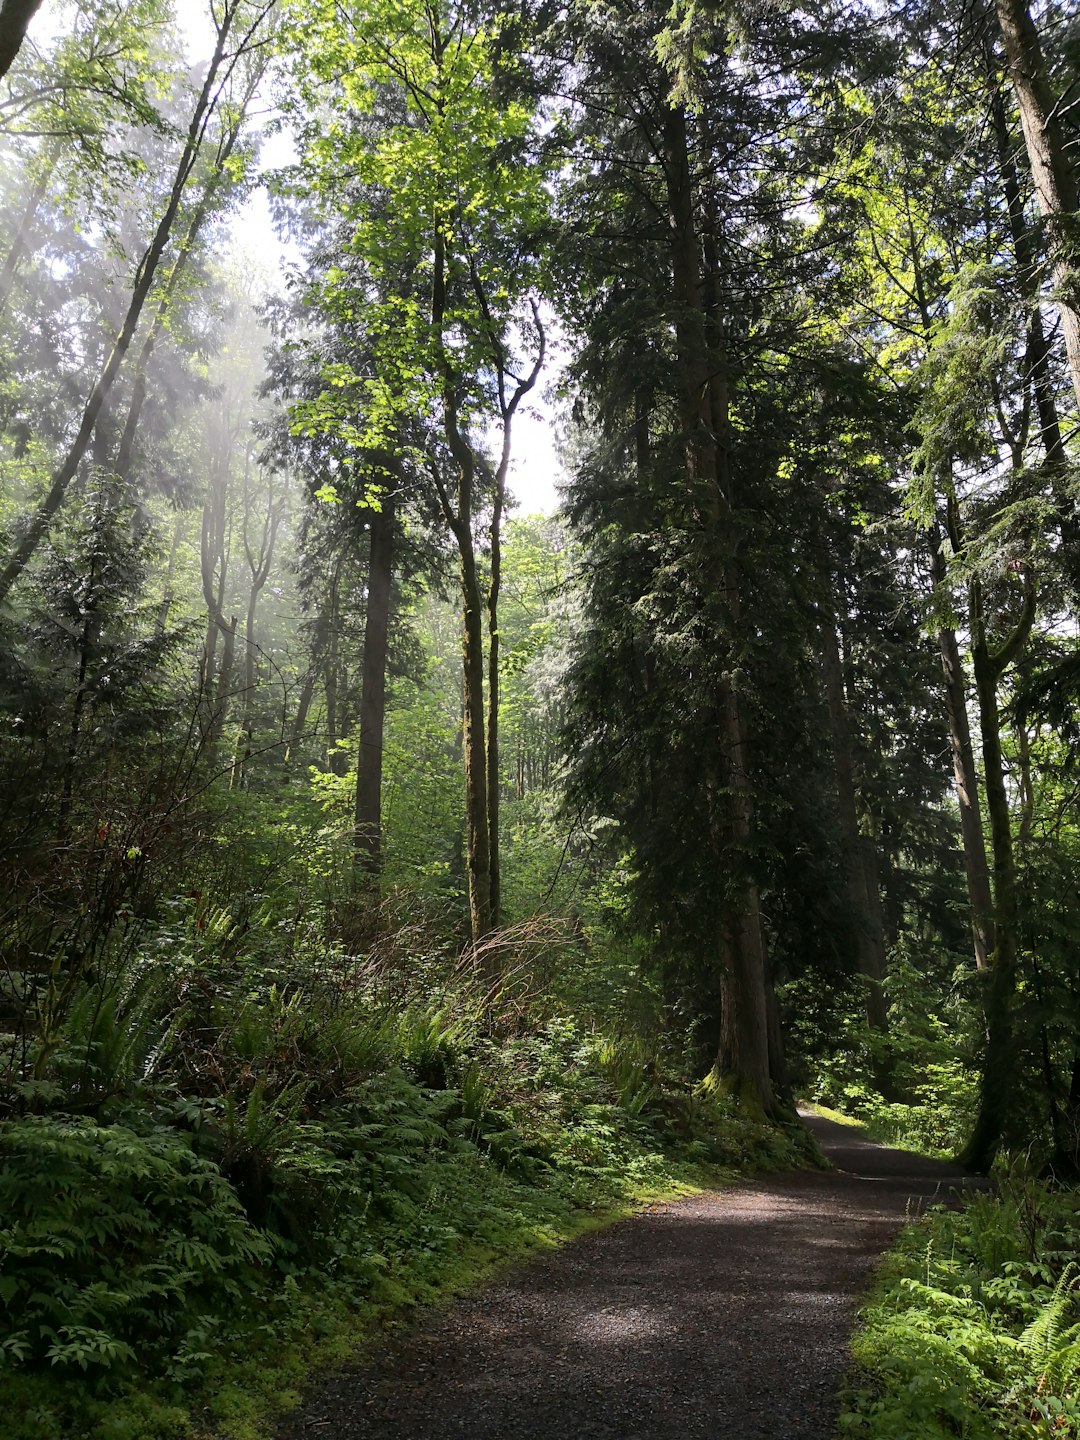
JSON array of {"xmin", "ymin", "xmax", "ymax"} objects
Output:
[{"xmin": 0, "ymin": 0, "xmax": 1078, "ymax": 1436}]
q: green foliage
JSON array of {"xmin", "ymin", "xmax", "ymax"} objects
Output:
[
  {"xmin": 0, "ymin": 914, "xmax": 806, "ymax": 1438},
  {"xmin": 842, "ymin": 1180, "xmax": 1080, "ymax": 1439},
  {"xmin": 0, "ymin": 1117, "xmax": 273, "ymax": 1376},
  {"xmin": 795, "ymin": 934, "xmax": 982, "ymax": 1156}
]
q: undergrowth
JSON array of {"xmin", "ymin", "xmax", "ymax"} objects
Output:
[
  {"xmin": 840, "ymin": 1178, "xmax": 1080, "ymax": 1439},
  {"xmin": 0, "ymin": 908, "xmax": 807, "ymax": 1440}
]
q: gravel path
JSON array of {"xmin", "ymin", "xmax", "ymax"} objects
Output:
[{"xmin": 276, "ymin": 1113, "xmax": 983, "ymax": 1440}]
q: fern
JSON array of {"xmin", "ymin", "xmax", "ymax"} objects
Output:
[
  {"xmin": 845, "ymin": 1183, "xmax": 1080, "ymax": 1439},
  {"xmin": 0, "ymin": 1116, "xmax": 274, "ymax": 1375}
]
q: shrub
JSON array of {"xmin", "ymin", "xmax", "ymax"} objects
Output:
[
  {"xmin": 842, "ymin": 1179, "xmax": 1080, "ymax": 1438},
  {"xmin": 0, "ymin": 1115, "xmax": 273, "ymax": 1378}
]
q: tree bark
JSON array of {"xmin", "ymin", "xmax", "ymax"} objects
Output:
[
  {"xmin": 354, "ymin": 481, "xmax": 395, "ymax": 877},
  {"xmin": 211, "ymin": 615, "xmax": 237, "ymax": 750},
  {"xmin": 432, "ymin": 225, "xmax": 492, "ymax": 947},
  {"xmin": 480, "ymin": 307, "xmax": 543, "ymax": 928},
  {"xmin": 663, "ymin": 100, "xmax": 773, "ymax": 1115},
  {"xmin": 486, "ymin": 466, "xmax": 504, "ymax": 929},
  {"xmin": 460, "ymin": 528, "xmax": 492, "ymax": 942},
  {"xmin": 930, "ymin": 539, "xmax": 996, "ymax": 972},
  {"xmin": 985, "ymin": 59, "xmax": 1080, "ymax": 584},
  {"xmin": 994, "ymin": 0, "xmax": 1080, "ymax": 411},
  {"xmin": 960, "ymin": 568, "xmax": 1036, "ymax": 1171},
  {"xmin": 200, "ymin": 418, "xmax": 234, "ymax": 746},
  {"xmin": 0, "ymin": 0, "xmax": 43, "ymax": 81},
  {"xmin": 324, "ymin": 568, "xmax": 341, "ymax": 774},
  {"xmin": 230, "ymin": 468, "xmax": 282, "ymax": 790}
]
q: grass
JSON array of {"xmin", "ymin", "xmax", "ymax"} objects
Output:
[{"xmin": 799, "ymin": 1100, "xmax": 868, "ymax": 1130}]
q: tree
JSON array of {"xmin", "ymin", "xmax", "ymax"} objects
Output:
[
  {"xmin": 0, "ymin": 0, "xmax": 279, "ymax": 604},
  {"xmin": 283, "ymin": 0, "xmax": 548, "ymax": 946},
  {"xmin": 993, "ymin": 0, "xmax": 1080, "ymax": 410},
  {"xmin": 0, "ymin": 0, "xmax": 43, "ymax": 82}
]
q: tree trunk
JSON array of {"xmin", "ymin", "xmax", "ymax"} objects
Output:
[
  {"xmin": 210, "ymin": 615, "xmax": 237, "ymax": 750},
  {"xmin": 431, "ymin": 219, "xmax": 492, "ymax": 948},
  {"xmin": 200, "ymin": 431, "xmax": 232, "ymax": 746},
  {"xmin": 994, "ymin": 0, "xmax": 1080, "ymax": 411},
  {"xmin": 229, "ymin": 587, "xmax": 260, "ymax": 791},
  {"xmin": 0, "ymin": 0, "xmax": 43, "ymax": 81},
  {"xmin": 486, "ymin": 470, "xmax": 504, "ymax": 929},
  {"xmin": 289, "ymin": 668, "xmax": 318, "ymax": 760},
  {"xmin": 354, "ymin": 484, "xmax": 395, "ymax": 877},
  {"xmin": 930, "ymin": 539, "xmax": 995, "ymax": 972},
  {"xmin": 960, "ymin": 570, "xmax": 1036, "ymax": 1171},
  {"xmin": 986, "ymin": 60, "xmax": 1080, "ymax": 585},
  {"xmin": 663, "ymin": 101, "xmax": 773, "ymax": 1115},
  {"xmin": 324, "ymin": 575, "xmax": 340, "ymax": 774},
  {"xmin": 231, "ymin": 466, "xmax": 282, "ymax": 789},
  {"xmin": 461, "ymin": 536, "xmax": 492, "ymax": 942}
]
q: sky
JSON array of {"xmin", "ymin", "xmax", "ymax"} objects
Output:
[{"xmin": 178, "ymin": 6, "xmax": 565, "ymax": 516}]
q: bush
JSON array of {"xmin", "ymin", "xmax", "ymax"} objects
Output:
[
  {"xmin": 0, "ymin": 1116, "xmax": 274, "ymax": 1378},
  {"xmin": 841, "ymin": 1178, "xmax": 1080, "ymax": 1439}
]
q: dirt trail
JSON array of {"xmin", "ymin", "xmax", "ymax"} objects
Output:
[{"xmin": 277, "ymin": 1113, "xmax": 983, "ymax": 1440}]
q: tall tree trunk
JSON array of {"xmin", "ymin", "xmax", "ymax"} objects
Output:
[
  {"xmin": 483, "ymin": 304, "xmax": 543, "ymax": 926},
  {"xmin": 229, "ymin": 589, "xmax": 259, "ymax": 791},
  {"xmin": 986, "ymin": 59, "xmax": 1080, "ymax": 584},
  {"xmin": 486, "ymin": 472, "xmax": 504, "ymax": 929},
  {"xmin": 994, "ymin": 0, "xmax": 1080, "ymax": 411},
  {"xmin": 930, "ymin": 538, "xmax": 995, "ymax": 972},
  {"xmin": 324, "ymin": 571, "xmax": 340, "ymax": 773},
  {"xmin": 0, "ymin": 6, "xmax": 249, "ymax": 603},
  {"xmin": 210, "ymin": 616, "xmax": 237, "ymax": 750},
  {"xmin": 663, "ymin": 101, "xmax": 773, "ymax": 1115},
  {"xmin": 821, "ymin": 615, "xmax": 891, "ymax": 1039},
  {"xmin": 0, "ymin": 0, "xmax": 42, "ymax": 81},
  {"xmin": 231, "ymin": 466, "xmax": 283, "ymax": 789},
  {"xmin": 431, "ymin": 221, "xmax": 492, "ymax": 947},
  {"xmin": 460, "ymin": 535, "xmax": 492, "ymax": 942},
  {"xmin": 960, "ymin": 569, "xmax": 1036, "ymax": 1171},
  {"xmin": 200, "ymin": 436, "xmax": 232, "ymax": 745},
  {"xmin": 288, "ymin": 668, "xmax": 318, "ymax": 760},
  {"xmin": 354, "ymin": 484, "xmax": 395, "ymax": 877}
]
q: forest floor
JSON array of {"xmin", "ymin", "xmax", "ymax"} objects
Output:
[{"xmin": 273, "ymin": 1113, "xmax": 985, "ymax": 1440}]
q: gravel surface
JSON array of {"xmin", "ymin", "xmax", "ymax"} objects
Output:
[{"xmin": 276, "ymin": 1114, "xmax": 984, "ymax": 1440}]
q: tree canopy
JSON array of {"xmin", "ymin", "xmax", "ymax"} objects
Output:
[{"xmin": 1, "ymin": 0, "xmax": 1079, "ymax": 1433}]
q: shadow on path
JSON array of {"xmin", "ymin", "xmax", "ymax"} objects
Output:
[{"xmin": 276, "ymin": 1112, "xmax": 983, "ymax": 1440}]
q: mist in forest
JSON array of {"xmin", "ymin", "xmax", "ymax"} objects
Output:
[{"xmin": 1, "ymin": 2, "xmax": 1079, "ymax": 1437}]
